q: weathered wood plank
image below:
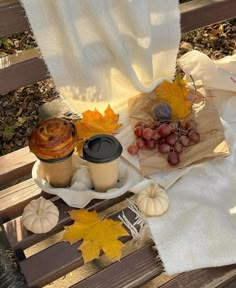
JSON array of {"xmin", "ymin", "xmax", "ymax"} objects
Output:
[
  {"xmin": 0, "ymin": 178, "xmax": 35, "ymax": 200},
  {"xmin": 0, "ymin": 178, "xmax": 41, "ymax": 222},
  {"xmin": 0, "ymin": 146, "xmax": 36, "ymax": 187},
  {"xmin": 224, "ymin": 279, "xmax": 236, "ymax": 288},
  {"xmin": 0, "ymin": 0, "xmax": 29, "ymax": 37},
  {"xmin": 0, "ymin": 0, "xmax": 235, "ymax": 38},
  {"xmin": 0, "ymin": 49, "xmax": 49, "ymax": 95},
  {"xmin": 5, "ymin": 192, "xmax": 133, "ymax": 250},
  {"xmin": 71, "ymin": 245, "xmax": 162, "ymax": 288},
  {"xmin": 0, "ymin": 47, "xmax": 41, "ymax": 66},
  {"xmin": 180, "ymin": 0, "xmax": 236, "ymax": 33},
  {"xmin": 160, "ymin": 265, "xmax": 236, "ymax": 288},
  {"xmin": 19, "ymin": 208, "xmax": 135, "ymax": 287}
]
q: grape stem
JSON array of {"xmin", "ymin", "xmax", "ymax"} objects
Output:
[{"xmin": 190, "ymin": 74, "xmax": 197, "ymax": 92}]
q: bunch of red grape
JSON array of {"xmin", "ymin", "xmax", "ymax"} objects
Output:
[{"xmin": 127, "ymin": 118, "xmax": 200, "ymax": 166}]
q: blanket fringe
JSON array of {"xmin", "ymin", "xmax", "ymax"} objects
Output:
[
  {"xmin": 119, "ymin": 198, "xmax": 166, "ymax": 273},
  {"xmin": 118, "ymin": 198, "xmax": 150, "ymax": 248}
]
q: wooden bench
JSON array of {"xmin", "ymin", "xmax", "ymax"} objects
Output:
[{"xmin": 1, "ymin": 0, "xmax": 236, "ymax": 287}]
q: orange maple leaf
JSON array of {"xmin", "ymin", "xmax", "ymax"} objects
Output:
[
  {"xmin": 75, "ymin": 105, "xmax": 122, "ymax": 152},
  {"xmin": 61, "ymin": 209, "xmax": 129, "ymax": 263},
  {"xmin": 154, "ymin": 76, "xmax": 192, "ymax": 120}
]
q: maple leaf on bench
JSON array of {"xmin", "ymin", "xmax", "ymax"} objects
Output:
[{"xmin": 61, "ymin": 209, "xmax": 129, "ymax": 263}]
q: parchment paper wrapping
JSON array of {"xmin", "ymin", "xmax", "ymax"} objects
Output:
[{"xmin": 128, "ymin": 91, "xmax": 230, "ymax": 176}]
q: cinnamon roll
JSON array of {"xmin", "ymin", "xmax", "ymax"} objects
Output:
[{"xmin": 29, "ymin": 118, "xmax": 78, "ymax": 160}]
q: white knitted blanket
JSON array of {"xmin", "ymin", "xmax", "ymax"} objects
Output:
[
  {"xmin": 20, "ymin": 0, "xmax": 180, "ymax": 121},
  {"xmin": 146, "ymin": 51, "xmax": 236, "ymax": 275}
]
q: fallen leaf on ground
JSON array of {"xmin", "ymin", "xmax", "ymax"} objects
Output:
[
  {"xmin": 75, "ymin": 105, "xmax": 122, "ymax": 153},
  {"xmin": 154, "ymin": 75, "xmax": 192, "ymax": 120},
  {"xmin": 61, "ymin": 209, "xmax": 129, "ymax": 263}
]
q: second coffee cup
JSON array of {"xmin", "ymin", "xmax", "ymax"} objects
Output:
[{"xmin": 82, "ymin": 134, "xmax": 123, "ymax": 192}]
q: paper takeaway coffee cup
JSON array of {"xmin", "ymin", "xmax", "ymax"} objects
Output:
[
  {"xmin": 29, "ymin": 118, "xmax": 79, "ymax": 188},
  {"xmin": 82, "ymin": 134, "xmax": 123, "ymax": 192},
  {"xmin": 37, "ymin": 151, "xmax": 74, "ymax": 188}
]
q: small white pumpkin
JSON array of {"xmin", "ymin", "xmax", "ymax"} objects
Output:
[
  {"xmin": 136, "ymin": 181, "xmax": 169, "ymax": 216},
  {"xmin": 22, "ymin": 197, "xmax": 59, "ymax": 234}
]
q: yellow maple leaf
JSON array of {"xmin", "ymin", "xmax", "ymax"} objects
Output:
[
  {"xmin": 61, "ymin": 209, "xmax": 129, "ymax": 263},
  {"xmin": 75, "ymin": 105, "xmax": 122, "ymax": 153},
  {"xmin": 154, "ymin": 76, "xmax": 192, "ymax": 120},
  {"xmin": 76, "ymin": 105, "xmax": 122, "ymax": 139}
]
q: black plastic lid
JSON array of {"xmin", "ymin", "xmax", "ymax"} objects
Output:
[
  {"xmin": 37, "ymin": 150, "xmax": 74, "ymax": 163},
  {"xmin": 82, "ymin": 134, "xmax": 123, "ymax": 163}
]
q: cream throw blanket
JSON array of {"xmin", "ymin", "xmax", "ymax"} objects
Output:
[
  {"xmin": 20, "ymin": 0, "xmax": 180, "ymax": 121},
  {"xmin": 145, "ymin": 51, "xmax": 236, "ymax": 275}
]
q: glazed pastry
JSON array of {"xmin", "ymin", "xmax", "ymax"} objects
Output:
[{"xmin": 29, "ymin": 118, "xmax": 78, "ymax": 160}]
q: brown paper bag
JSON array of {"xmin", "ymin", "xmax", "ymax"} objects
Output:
[{"xmin": 128, "ymin": 90, "xmax": 230, "ymax": 176}]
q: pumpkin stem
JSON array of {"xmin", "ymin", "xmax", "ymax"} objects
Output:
[
  {"xmin": 36, "ymin": 197, "xmax": 45, "ymax": 216},
  {"xmin": 149, "ymin": 183, "xmax": 158, "ymax": 198}
]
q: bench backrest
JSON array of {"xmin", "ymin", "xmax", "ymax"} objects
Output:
[{"xmin": 0, "ymin": 0, "xmax": 236, "ymax": 96}]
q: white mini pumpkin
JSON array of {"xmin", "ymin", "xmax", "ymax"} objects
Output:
[
  {"xmin": 22, "ymin": 197, "xmax": 59, "ymax": 234},
  {"xmin": 136, "ymin": 181, "xmax": 169, "ymax": 216}
]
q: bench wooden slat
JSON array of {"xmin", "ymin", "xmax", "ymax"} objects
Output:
[
  {"xmin": 160, "ymin": 265, "xmax": 236, "ymax": 288},
  {"xmin": 180, "ymin": 0, "xmax": 236, "ymax": 33},
  {"xmin": 19, "ymin": 208, "xmax": 135, "ymax": 287},
  {"xmin": 71, "ymin": 245, "xmax": 162, "ymax": 288},
  {"xmin": 5, "ymin": 192, "xmax": 133, "ymax": 250},
  {"xmin": 0, "ymin": 49, "xmax": 49, "ymax": 95},
  {"xmin": 0, "ymin": 0, "xmax": 29, "ymax": 37},
  {"xmin": 0, "ymin": 146, "xmax": 36, "ymax": 187},
  {"xmin": 0, "ymin": 178, "xmax": 36, "ymax": 200},
  {"xmin": 21, "ymin": 241, "xmax": 85, "ymax": 288},
  {"xmin": 225, "ymin": 279, "xmax": 236, "ymax": 288},
  {"xmin": 0, "ymin": 178, "xmax": 41, "ymax": 222},
  {"xmin": 0, "ymin": 0, "xmax": 235, "ymax": 38}
]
